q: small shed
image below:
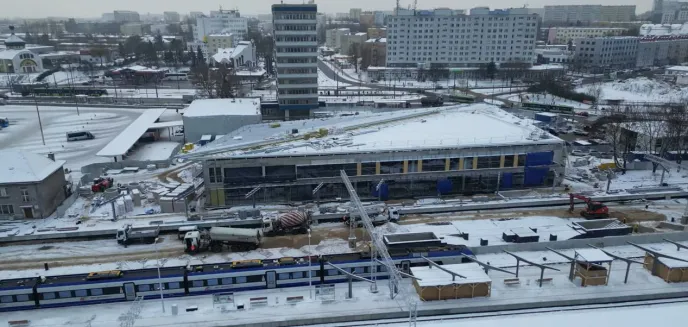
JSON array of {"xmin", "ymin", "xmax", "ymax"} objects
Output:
[
  {"xmin": 511, "ymin": 228, "xmax": 540, "ymax": 243},
  {"xmin": 644, "ymin": 251, "xmax": 688, "ymax": 283},
  {"xmin": 411, "ymin": 263, "xmax": 491, "ymax": 301},
  {"xmin": 573, "ymin": 249, "xmax": 613, "ymax": 287}
]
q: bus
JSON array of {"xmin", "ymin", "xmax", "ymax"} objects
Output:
[
  {"xmin": 520, "ymin": 102, "xmax": 574, "ymax": 114},
  {"xmin": 163, "ymin": 73, "xmax": 189, "ymax": 81}
]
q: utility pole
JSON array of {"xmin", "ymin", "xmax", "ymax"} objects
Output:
[{"xmin": 33, "ymin": 93, "xmax": 46, "ymax": 145}]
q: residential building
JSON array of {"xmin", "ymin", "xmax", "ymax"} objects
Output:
[
  {"xmin": 206, "ymin": 33, "xmax": 235, "ymax": 55},
  {"xmin": 360, "ymin": 11, "xmax": 375, "ymax": 27},
  {"xmin": 210, "ymin": 40, "xmax": 257, "ymax": 67},
  {"xmin": 272, "ymin": 3, "xmax": 319, "ymax": 119},
  {"xmin": 187, "ymin": 41, "xmax": 208, "ymax": 62},
  {"xmin": 543, "ymin": 5, "xmax": 636, "ymax": 23},
  {"xmin": 150, "ymin": 24, "xmax": 169, "ymax": 35},
  {"xmin": 189, "ymin": 11, "xmax": 204, "ymax": 19},
  {"xmin": 120, "ymin": 23, "xmax": 149, "ymax": 36},
  {"xmin": 636, "ymin": 35, "xmax": 688, "ymax": 67},
  {"xmin": 350, "ymin": 8, "xmax": 363, "ymax": 21},
  {"xmin": 0, "ymin": 29, "xmax": 43, "ymax": 73},
  {"xmin": 535, "ymin": 45, "xmax": 574, "ymax": 65},
  {"xmin": 325, "ymin": 28, "xmax": 350, "ymax": 50},
  {"xmin": 0, "ymin": 151, "xmax": 68, "ymax": 219},
  {"xmin": 102, "ymin": 13, "xmax": 115, "ymax": 22},
  {"xmin": 386, "ymin": 7, "xmax": 539, "ymax": 68},
  {"xmin": 363, "ymin": 37, "xmax": 387, "ymax": 67},
  {"xmin": 374, "ymin": 11, "xmax": 388, "ymax": 26},
  {"xmin": 335, "ymin": 12, "xmax": 349, "ymax": 20},
  {"xmin": 164, "ymin": 11, "xmax": 181, "ymax": 23},
  {"xmin": 546, "ymin": 27, "xmax": 627, "ymax": 44},
  {"xmin": 658, "ymin": 1, "xmax": 688, "ymax": 23},
  {"xmin": 194, "ymin": 10, "xmax": 248, "ymax": 43},
  {"xmin": 367, "ymin": 27, "xmax": 387, "ymax": 39},
  {"xmin": 113, "ymin": 10, "xmax": 141, "ymax": 23},
  {"xmin": 574, "ymin": 36, "xmax": 639, "ymax": 71},
  {"xmin": 341, "ymin": 32, "xmax": 367, "ymax": 55}
]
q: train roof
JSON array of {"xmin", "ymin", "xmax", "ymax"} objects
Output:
[
  {"xmin": 0, "ymin": 277, "xmax": 38, "ymax": 289},
  {"xmin": 38, "ymin": 267, "xmax": 187, "ymax": 286}
]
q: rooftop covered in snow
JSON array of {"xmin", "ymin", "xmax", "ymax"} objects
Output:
[
  {"xmin": 199, "ymin": 104, "xmax": 562, "ymax": 159},
  {"xmin": 411, "ymin": 262, "xmax": 492, "ymax": 287},
  {"xmin": 184, "ymin": 98, "xmax": 261, "ymax": 117},
  {"xmin": 96, "ymin": 108, "xmax": 168, "ymax": 158},
  {"xmin": 0, "ymin": 151, "xmax": 65, "ymax": 184}
]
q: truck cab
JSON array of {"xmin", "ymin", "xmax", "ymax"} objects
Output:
[
  {"xmin": 387, "ymin": 207, "xmax": 400, "ymax": 222},
  {"xmin": 262, "ymin": 217, "xmax": 276, "ymax": 234},
  {"xmin": 184, "ymin": 231, "xmax": 201, "ymax": 253}
]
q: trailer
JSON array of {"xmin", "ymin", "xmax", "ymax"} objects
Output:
[
  {"xmin": 116, "ymin": 224, "xmax": 160, "ymax": 245},
  {"xmin": 184, "ymin": 227, "xmax": 262, "ymax": 253},
  {"xmin": 262, "ymin": 211, "xmax": 311, "ymax": 237}
]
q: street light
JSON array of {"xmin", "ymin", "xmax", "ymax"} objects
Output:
[
  {"xmin": 153, "ymin": 237, "xmax": 165, "ymax": 313},
  {"xmin": 308, "ymin": 228, "xmax": 312, "ymax": 299}
]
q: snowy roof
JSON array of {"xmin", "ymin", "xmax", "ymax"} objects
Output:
[
  {"xmin": 4, "ymin": 33, "xmax": 25, "ymax": 45},
  {"xmin": 210, "ymin": 104, "xmax": 562, "ymax": 159},
  {"xmin": 212, "ymin": 43, "xmax": 251, "ymax": 64},
  {"xmin": 640, "ymin": 23, "xmax": 688, "ymax": 36},
  {"xmin": 97, "ymin": 109, "xmax": 167, "ymax": 157},
  {"xmin": 412, "ymin": 263, "xmax": 492, "ymax": 287},
  {"xmin": 574, "ymin": 249, "xmax": 613, "ymax": 263},
  {"xmin": 529, "ymin": 64, "xmax": 565, "ymax": 71},
  {"xmin": 0, "ymin": 151, "xmax": 65, "ymax": 184},
  {"xmin": 184, "ymin": 99, "xmax": 261, "ymax": 117},
  {"xmin": 0, "ymin": 49, "xmax": 26, "ymax": 60},
  {"xmin": 665, "ymin": 66, "xmax": 688, "ymax": 72},
  {"xmin": 657, "ymin": 254, "xmax": 688, "ymax": 269},
  {"xmin": 365, "ymin": 38, "xmax": 387, "ymax": 43},
  {"xmin": 355, "ymin": 32, "xmax": 367, "ymax": 36}
]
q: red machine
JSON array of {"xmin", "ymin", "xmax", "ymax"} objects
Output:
[
  {"xmin": 569, "ymin": 193, "xmax": 609, "ymax": 219},
  {"xmin": 91, "ymin": 177, "xmax": 114, "ymax": 193}
]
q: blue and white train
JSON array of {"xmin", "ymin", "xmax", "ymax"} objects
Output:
[{"xmin": 0, "ymin": 244, "xmax": 473, "ymax": 312}]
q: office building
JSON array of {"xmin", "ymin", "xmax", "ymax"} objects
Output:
[
  {"xmin": 368, "ymin": 27, "xmax": 387, "ymax": 39},
  {"xmin": 640, "ymin": 22, "xmax": 688, "ymax": 36},
  {"xmin": 386, "ymin": 7, "xmax": 538, "ymax": 68},
  {"xmin": 543, "ymin": 5, "xmax": 636, "ymax": 23},
  {"xmin": 364, "ymin": 37, "xmax": 387, "ymax": 67},
  {"xmin": 574, "ymin": 36, "xmax": 639, "ymax": 71},
  {"xmin": 272, "ymin": 3, "xmax": 319, "ymax": 119},
  {"xmin": 341, "ymin": 32, "xmax": 367, "ymax": 55},
  {"xmin": 326, "ymin": 28, "xmax": 350, "ymax": 49},
  {"xmin": 194, "ymin": 10, "xmax": 248, "ymax": 43},
  {"xmin": 546, "ymin": 27, "xmax": 627, "ymax": 44},
  {"xmin": 113, "ymin": 10, "xmax": 141, "ymax": 23},
  {"xmin": 636, "ymin": 35, "xmax": 688, "ymax": 67},
  {"xmin": 360, "ymin": 12, "xmax": 376, "ymax": 27},
  {"xmin": 120, "ymin": 23, "xmax": 149, "ymax": 36},
  {"xmin": 164, "ymin": 11, "xmax": 181, "ymax": 23}
]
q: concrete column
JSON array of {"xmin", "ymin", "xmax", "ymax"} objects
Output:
[
  {"xmin": 262, "ymin": 166, "xmax": 266, "ymax": 177},
  {"xmin": 284, "ymin": 110, "xmax": 290, "ymax": 121},
  {"xmin": 500, "ymin": 155, "xmax": 506, "ymax": 168},
  {"xmin": 472, "ymin": 157, "xmax": 478, "ymax": 170},
  {"xmin": 458, "ymin": 158, "xmax": 464, "ymax": 170},
  {"xmin": 417, "ymin": 160, "xmax": 423, "ymax": 172},
  {"xmin": 375, "ymin": 162, "xmax": 381, "ymax": 175},
  {"xmin": 356, "ymin": 163, "xmax": 362, "ymax": 176},
  {"xmin": 403, "ymin": 160, "xmax": 408, "ymax": 173},
  {"xmin": 445, "ymin": 158, "xmax": 451, "ymax": 171},
  {"xmin": 513, "ymin": 154, "xmax": 519, "ymax": 167}
]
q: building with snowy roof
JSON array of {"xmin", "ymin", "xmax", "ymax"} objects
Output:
[
  {"xmin": 189, "ymin": 104, "xmax": 566, "ymax": 207},
  {"xmin": 210, "ymin": 40, "xmax": 256, "ymax": 67},
  {"xmin": 182, "ymin": 98, "xmax": 262, "ymax": 142},
  {"xmin": 411, "ymin": 262, "xmax": 492, "ymax": 301},
  {"xmin": 0, "ymin": 151, "xmax": 68, "ymax": 219},
  {"xmin": 0, "ymin": 26, "xmax": 43, "ymax": 74}
]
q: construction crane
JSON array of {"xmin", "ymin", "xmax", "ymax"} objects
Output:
[
  {"xmin": 569, "ymin": 193, "xmax": 609, "ymax": 219},
  {"xmin": 413, "ymin": 0, "xmax": 417, "ymax": 11}
]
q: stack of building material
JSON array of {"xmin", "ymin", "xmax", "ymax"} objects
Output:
[
  {"xmin": 160, "ymin": 197, "xmax": 175, "ymax": 213},
  {"xmin": 124, "ymin": 195, "xmax": 134, "ymax": 212},
  {"xmin": 115, "ymin": 198, "xmax": 126, "ymax": 216},
  {"xmin": 131, "ymin": 189, "xmax": 141, "ymax": 206}
]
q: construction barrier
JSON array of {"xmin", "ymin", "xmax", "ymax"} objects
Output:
[
  {"xmin": 286, "ymin": 296, "xmax": 304, "ymax": 304},
  {"xmin": 250, "ymin": 297, "xmax": 269, "ymax": 308}
]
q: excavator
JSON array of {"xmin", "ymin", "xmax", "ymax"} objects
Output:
[{"xmin": 569, "ymin": 193, "xmax": 609, "ymax": 219}]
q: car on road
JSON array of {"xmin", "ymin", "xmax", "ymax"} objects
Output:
[
  {"xmin": 571, "ymin": 150, "xmax": 587, "ymax": 156},
  {"xmin": 573, "ymin": 130, "xmax": 589, "ymax": 136},
  {"xmin": 588, "ymin": 150, "xmax": 601, "ymax": 157}
]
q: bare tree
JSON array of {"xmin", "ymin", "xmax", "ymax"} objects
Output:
[
  {"xmin": 191, "ymin": 63, "xmax": 238, "ymax": 98},
  {"xmin": 347, "ymin": 43, "xmax": 360, "ymax": 73}
]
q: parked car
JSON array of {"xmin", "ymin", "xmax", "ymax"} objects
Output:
[
  {"xmin": 571, "ymin": 150, "xmax": 586, "ymax": 156},
  {"xmin": 574, "ymin": 130, "xmax": 589, "ymax": 136}
]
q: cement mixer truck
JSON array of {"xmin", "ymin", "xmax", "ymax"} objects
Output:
[
  {"xmin": 184, "ymin": 227, "xmax": 262, "ymax": 253},
  {"xmin": 261, "ymin": 210, "xmax": 311, "ymax": 236}
]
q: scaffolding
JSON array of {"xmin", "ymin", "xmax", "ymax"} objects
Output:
[
  {"xmin": 119, "ymin": 296, "xmax": 144, "ymax": 327},
  {"xmin": 340, "ymin": 170, "xmax": 419, "ymax": 326},
  {"xmin": 504, "ymin": 250, "xmax": 560, "ymax": 287}
]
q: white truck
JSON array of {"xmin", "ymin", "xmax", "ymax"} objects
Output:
[
  {"xmin": 343, "ymin": 204, "xmax": 400, "ymax": 226},
  {"xmin": 184, "ymin": 227, "xmax": 262, "ymax": 253}
]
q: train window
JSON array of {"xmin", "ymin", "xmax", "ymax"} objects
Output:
[
  {"xmin": 236, "ymin": 276, "xmax": 247, "ymax": 283},
  {"xmin": 192, "ymin": 280, "xmax": 204, "ymax": 288},
  {"xmin": 292, "ymin": 271, "xmax": 304, "ymax": 279},
  {"xmin": 327, "ymin": 269, "xmax": 338, "ymax": 276},
  {"xmin": 312, "ymin": 270, "xmax": 320, "ymax": 277},
  {"xmin": 206, "ymin": 279, "xmax": 218, "ymax": 286},
  {"xmin": 353, "ymin": 267, "xmax": 364, "ymax": 274},
  {"xmin": 378, "ymin": 265, "xmax": 387, "ymax": 272},
  {"xmin": 278, "ymin": 273, "xmax": 290, "ymax": 280},
  {"xmin": 41, "ymin": 292, "xmax": 56, "ymax": 300},
  {"xmin": 138, "ymin": 285, "xmax": 151, "ymax": 292},
  {"xmin": 168, "ymin": 282, "xmax": 181, "ymax": 289},
  {"xmin": 58, "ymin": 291, "xmax": 72, "ymax": 298},
  {"xmin": 90, "ymin": 288, "xmax": 103, "ymax": 296},
  {"xmin": 16, "ymin": 294, "xmax": 30, "ymax": 302},
  {"xmin": 221, "ymin": 278, "xmax": 233, "ymax": 285},
  {"xmin": 153, "ymin": 284, "xmax": 162, "ymax": 291},
  {"xmin": 0, "ymin": 295, "xmax": 13, "ymax": 303},
  {"xmin": 75, "ymin": 290, "xmax": 88, "ymax": 297},
  {"xmin": 247, "ymin": 275, "xmax": 263, "ymax": 283},
  {"xmin": 102, "ymin": 287, "xmax": 121, "ymax": 295}
]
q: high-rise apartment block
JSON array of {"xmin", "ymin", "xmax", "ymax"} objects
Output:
[
  {"xmin": 194, "ymin": 10, "xmax": 248, "ymax": 44},
  {"xmin": 386, "ymin": 7, "xmax": 538, "ymax": 68},
  {"xmin": 113, "ymin": 10, "xmax": 141, "ymax": 23},
  {"xmin": 543, "ymin": 5, "xmax": 636, "ymax": 23},
  {"xmin": 272, "ymin": 4, "xmax": 319, "ymax": 119}
]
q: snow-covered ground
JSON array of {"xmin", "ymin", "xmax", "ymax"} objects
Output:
[
  {"xmin": 576, "ymin": 77, "xmax": 688, "ymax": 103},
  {"xmin": 126, "ymin": 141, "xmax": 180, "ymax": 161},
  {"xmin": 318, "ymin": 69, "xmax": 351, "ymax": 88},
  {"xmin": 471, "ymin": 87, "xmax": 527, "ymax": 95},
  {"xmin": 0, "ymin": 105, "xmax": 143, "ymax": 171},
  {"xmin": 503, "ymin": 92, "xmax": 592, "ymax": 110}
]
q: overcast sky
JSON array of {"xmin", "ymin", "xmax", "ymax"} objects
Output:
[{"xmin": 3, "ymin": 0, "xmax": 651, "ymax": 19}]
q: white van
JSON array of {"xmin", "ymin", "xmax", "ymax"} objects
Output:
[{"xmin": 66, "ymin": 131, "xmax": 95, "ymax": 141}]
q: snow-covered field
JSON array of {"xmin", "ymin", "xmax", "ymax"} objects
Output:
[
  {"xmin": 318, "ymin": 69, "xmax": 351, "ymax": 88},
  {"xmin": 576, "ymin": 77, "xmax": 688, "ymax": 103},
  {"xmin": 503, "ymin": 92, "xmax": 592, "ymax": 109},
  {"xmin": 126, "ymin": 141, "xmax": 180, "ymax": 161}
]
